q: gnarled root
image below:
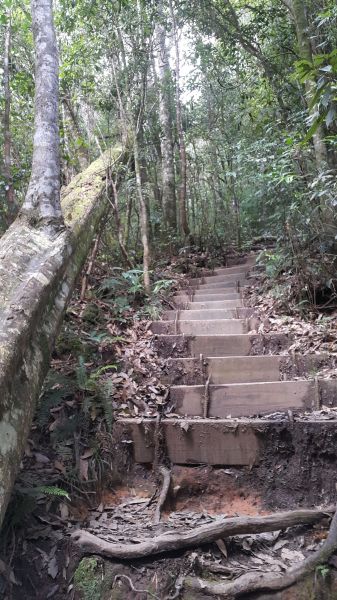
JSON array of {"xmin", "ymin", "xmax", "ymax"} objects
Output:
[
  {"xmin": 71, "ymin": 505, "xmax": 333, "ymax": 560},
  {"xmin": 184, "ymin": 505, "xmax": 337, "ymax": 598}
]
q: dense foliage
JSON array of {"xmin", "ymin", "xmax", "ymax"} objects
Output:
[{"xmin": 1, "ymin": 0, "xmax": 337, "ymax": 303}]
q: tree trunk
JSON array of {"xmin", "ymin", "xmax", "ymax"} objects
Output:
[
  {"xmin": 62, "ymin": 96, "xmax": 90, "ymax": 171},
  {"xmin": 123, "ymin": 192, "xmax": 133, "ymax": 247},
  {"xmin": 0, "ymin": 0, "xmax": 127, "ymax": 532},
  {"xmin": 156, "ymin": 2, "xmax": 177, "ymax": 232},
  {"xmin": 19, "ymin": 0, "xmax": 63, "ymax": 230},
  {"xmin": 108, "ymin": 178, "xmax": 134, "ymax": 269},
  {"xmin": 169, "ymin": 0, "xmax": 189, "ymax": 239},
  {"xmin": 285, "ymin": 0, "xmax": 328, "ymax": 169},
  {"xmin": 2, "ymin": 14, "xmax": 17, "ymax": 220},
  {"xmin": 134, "ymin": 135, "xmax": 151, "ymax": 293},
  {"xmin": 0, "ymin": 145, "xmax": 125, "ymax": 529}
]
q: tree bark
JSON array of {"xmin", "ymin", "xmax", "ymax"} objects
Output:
[
  {"xmin": 169, "ymin": 0, "xmax": 189, "ymax": 239},
  {"xmin": 134, "ymin": 134, "xmax": 151, "ymax": 293},
  {"xmin": 0, "ymin": 145, "xmax": 126, "ymax": 529},
  {"xmin": 62, "ymin": 96, "xmax": 90, "ymax": 171},
  {"xmin": 156, "ymin": 1, "xmax": 177, "ymax": 232},
  {"xmin": 2, "ymin": 14, "xmax": 17, "ymax": 220},
  {"xmin": 108, "ymin": 178, "xmax": 134, "ymax": 269},
  {"xmin": 19, "ymin": 0, "xmax": 63, "ymax": 230}
]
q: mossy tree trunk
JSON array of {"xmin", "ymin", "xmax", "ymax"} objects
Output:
[
  {"xmin": 0, "ymin": 146, "xmax": 126, "ymax": 528},
  {"xmin": 0, "ymin": 0, "xmax": 128, "ymax": 529}
]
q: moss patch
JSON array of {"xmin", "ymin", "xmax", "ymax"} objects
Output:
[
  {"xmin": 73, "ymin": 557, "xmax": 102, "ymax": 600},
  {"xmin": 55, "ymin": 328, "xmax": 86, "ymax": 357}
]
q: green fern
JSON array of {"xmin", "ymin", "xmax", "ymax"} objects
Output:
[
  {"xmin": 38, "ymin": 486, "xmax": 70, "ymax": 500},
  {"xmin": 90, "ymin": 364, "xmax": 117, "ymax": 380},
  {"xmin": 15, "ymin": 485, "xmax": 70, "ymax": 501}
]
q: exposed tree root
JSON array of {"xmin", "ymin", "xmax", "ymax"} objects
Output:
[
  {"xmin": 71, "ymin": 505, "xmax": 333, "ymax": 559},
  {"xmin": 184, "ymin": 505, "xmax": 337, "ymax": 598},
  {"xmin": 154, "ymin": 466, "xmax": 171, "ymax": 524}
]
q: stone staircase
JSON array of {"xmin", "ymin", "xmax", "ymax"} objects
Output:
[{"xmin": 117, "ymin": 255, "xmax": 337, "ymax": 467}]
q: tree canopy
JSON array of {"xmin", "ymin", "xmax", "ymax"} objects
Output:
[{"xmin": 1, "ymin": 0, "xmax": 337, "ymax": 291}]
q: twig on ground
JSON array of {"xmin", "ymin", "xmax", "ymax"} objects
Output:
[
  {"xmin": 153, "ymin": 466, "xmax": 171, "ymax": 524},
  {"xmin": 195, "ymin": 555, "xmax": 242, "ymax": 578},
  {"xmin": 113, "ymin": 574, "xmax": 159, "ymax": 599},
  {"xmin": 71, "ymin": 505, "xmax": 334, "ymax": 559},
  {"xmin": 184, "ymin": 504, "xmax": 337, "ymax": 598},
  {"xmin": 80, "ymin": 234, "xmax": 101, "ymax": 301}
]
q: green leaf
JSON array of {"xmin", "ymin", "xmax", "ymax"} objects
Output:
[{"xmin": 301, "ymin": 112, "xmax": 327, "ymax": 145}]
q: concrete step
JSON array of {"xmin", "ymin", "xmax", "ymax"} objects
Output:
[
  {"xmin": 187, "ymin": 300, "xmax": 242, "ymax": 310},
  {"xmin": 170, "ymin": 380, "xmax": 319, "ymax": 418},
  {"xmin": 163, "ymin": 355, "xmax": 281, "ymax": 385},
  {"xmin": 163, "ymin": 308, "xmax": 252, "ymax": 321},
  {"xmin": 153, "ymin": 333, "xmax": 289, "ymax": 358},
  {"xmin": 115, "ymin": 419, "xmax": 336, "ymax": 465},
  {"xmin": 151, "ymin": 319, "xmax": 247, "ymax": 336}
]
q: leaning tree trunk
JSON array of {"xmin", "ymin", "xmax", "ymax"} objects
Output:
[
  {"xmin": 0, "ymin": 0, "xmax": 127, "ymax": 529},
  {"xmin": 0, "ymin": 145, "xmax": 125, "ymax": 528}
]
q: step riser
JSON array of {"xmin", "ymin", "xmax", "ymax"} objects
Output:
[
  {"xmin": 115, "ymin": 420, "xmax": 336, "ymax": 466},
  {"xmin": 191, "ymin": 335, "xmax": 251, "ymax": 356},
  {"xmin": 214, "ymin": 265, "xmax": 250, "ymax": 275},
  {"xmin": 189, "ymin": 291, "xmax": 242, "ymax": 304},
  {"xmin": 191, "ymin": 273, "xmax": 248, "ymax": 285},
  {"xmin": 163, "ymin": 308, "xmax": 252, "ymax": 321},
  {"xmin": 163, "ymin": 356, "xmax": 281, "ymax": 385},
  {"xmin": 151, "ymin": 319, "xmax": 247, "ymax": 335},
  {"xmin": 202, "ymin": 272, "xmax": 248, "ymax": 283},
  {"xmin": 170, "ymin": 381, "xmax": 317, "ymax": 418},
  {"xmin": 187, "ymin": 300, "xmax": 242, "ymax": 309},
  {"xmin": 225, "ymin": 256, "xmax": 256, "ymax": 267},
  {"xmin": 196, "ymin": 280, "xmax": 245, "ymax": 290},
  {"xmin": 190, "ymin": 334, "xmax": 289, "ymax": 357},
  {"xmin": 153, "ymin": 334, "xmax": 289, "ymax": 358}
]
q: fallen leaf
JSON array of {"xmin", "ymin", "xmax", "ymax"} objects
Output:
[
  {"xmin": 48, "ymin": 556, "xmax": 59, "ymax": 579},
  {"xmin": 215, "ymin": 538, "xmax": 228, "ymax": 558}
]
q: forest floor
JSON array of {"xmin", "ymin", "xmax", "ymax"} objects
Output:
[{"xmin": 1, "ymin": 246, "xmax": 337, "ymax": 599}]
